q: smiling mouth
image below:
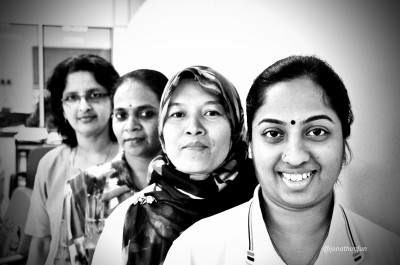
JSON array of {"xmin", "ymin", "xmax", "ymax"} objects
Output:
[{"xmin": 280, "ymin": 171, "xmax": 316, "ymax": 182}]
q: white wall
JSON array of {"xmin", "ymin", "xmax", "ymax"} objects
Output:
[{"xmin": 114, "ymin": 0, "xmax": 400, "ymax": 236}]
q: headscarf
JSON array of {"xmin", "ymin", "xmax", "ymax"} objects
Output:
[{"xmin": 152, "ymin": 65, "xmax": 247, "ymax": 190}]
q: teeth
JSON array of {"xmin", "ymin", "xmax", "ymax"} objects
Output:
[{"xmin": 282, "ymin": 172, "xmax": 312, "ymax": 182}]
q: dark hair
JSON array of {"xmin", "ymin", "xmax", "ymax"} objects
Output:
[
  {"xmin": 111, "ymin": 69, "xmax": 168, "ymax": 101},
  {"xmin": 246, "ymin": 55, "xmax": 354, "ymax": 165},
  {"xmin": 47, "ymin": 54, "xmax": 120, "ymax": 147}
]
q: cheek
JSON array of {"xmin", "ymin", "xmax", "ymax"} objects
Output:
[
  {"xmin": 147, "ymin": 121, "xmax": 160, "ymax": 141},
  {"xmin": 97, "ymin": 102, "xmax": 112, "ymax": 116},
  {"xmin": 251, "ymin": 140, "xmax": 277, "ymax": 177},
  {"xmin": 62, "ymin": 107, "xmax": 74, "ymax": 119},
  {"xmin": 112, "ymin": 121, "xmax": 123, "ymax": 142},
  {"xmin": 162, "ymin": 126, "xmax": 178, "ymax": 154},
  {"xmin": 212, "ymin": 123, "xmax": 232, "ymax": 160}
]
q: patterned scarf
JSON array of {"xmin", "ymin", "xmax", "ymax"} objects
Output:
[
  {"xmin": 122, "ymin": 66, "xmax": 249, "ymax": 265},
  {"xmin": 64, "ymin": 153, "xmax": 137, "ymax": 265}
]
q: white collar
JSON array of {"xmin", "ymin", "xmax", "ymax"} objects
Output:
[{"xmin": 246, "ymin": 185, "xmax": 365, "ymax": 265}]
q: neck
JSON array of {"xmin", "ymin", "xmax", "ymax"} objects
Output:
[
  {"xmin": 262, "ymin": 192, "xmax": 333, "ymax": 236},
  {"xmin": 75, "ymin": 127, "xmax": 111, "ymax": 153},
  {"xmin": 260, "ymin": 191, "xmax": 333, "ymax": 265},
  {"xmin": 72, "ymin": 129, "xmax": 117, "ymax": 170},
  {"xmin": 125, "ymin": 154, "xmax": 155, "ymax": 190}
]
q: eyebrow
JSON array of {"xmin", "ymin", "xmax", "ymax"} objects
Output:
[
  {"xmin": 113, "ymin": 104, "xmax": 158, "ymax": 112},
  {"xmin": 257, "ymin": 115, "xmax": 335, "ymax": 126},
  {"xmin": 168, "ymin": 100, "xmax": 222, "ymax": 107},
  {"xmin": 258, "ymin": 118, "xmax": 286, "ymax": 126},
  {"xmin": 303, "ymin": 115, "xmax": 334, "ymax": 124},
  {"xmin": 64, "ymin": 88, "xmax": 105, "ymax": 95}
]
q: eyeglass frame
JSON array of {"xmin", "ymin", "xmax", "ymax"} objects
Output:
[{"xmin": 61, "ymin": 91, "xmax": 111, "ymax": 106}]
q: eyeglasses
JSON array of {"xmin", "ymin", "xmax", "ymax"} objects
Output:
[{"xmin": 61, "ymin": 92, "xmax": 110, "ymax": 106}]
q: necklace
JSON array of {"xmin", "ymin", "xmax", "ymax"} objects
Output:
[
  {"xmin": 266, "ymin": 218, "xmax": 331, "ymax": 265},
  {"xmin": 72, "ymin": 142, "xmax": 113, "ymax": 169}
]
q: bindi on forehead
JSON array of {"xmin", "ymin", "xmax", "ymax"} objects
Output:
[{"xmin": 291, "ymin": 120, "xmax": 296, "ymax": 125}]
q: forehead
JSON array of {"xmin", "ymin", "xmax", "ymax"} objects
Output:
[
  {"xmin": 254, "ymin": 78, "xmax": 337, "ymax": 122},
  {"xmin": 170, "ymin": 79, "xmax": 220, "ymax": 103},
  {"xmin": 113, "ymin": 80, "xmax": 159, "ymax": 108},
  {"xmin": 64, "ymin": 71, "xmax": 102, "ymax": 93}
]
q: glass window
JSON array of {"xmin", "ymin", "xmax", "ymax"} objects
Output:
[{"xmin": 0, "ymin": 24, "xmax": 38, "ymax": 127}]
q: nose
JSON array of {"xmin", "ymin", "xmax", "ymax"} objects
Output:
[
  {"xmin": 184, "ymin": 116, "xmax": 205, "ymax": 136},
  {"xmin": 78, "ymin": 96, "xmax": 92, "ymax": 112},
  {"xmin": 282, "ymin": 136, "xmax": 310, "ymax": 166},
  {"xmin": 125, "ymin": 114, "xmax": 142, "ymax": 131}
]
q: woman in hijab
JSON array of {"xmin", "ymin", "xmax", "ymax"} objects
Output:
[{"xmin": 92, "ymin": 66, "xmax": 258, "ymax": 265}]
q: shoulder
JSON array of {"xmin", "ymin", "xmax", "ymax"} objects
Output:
[
  {"xmin": 345, "ymin": 207, "xmax": 400, "ymax": 243},
  {"xmin": 38, "ymin": 144, "xmax": 70, "ymax": 165},
  {"xmin": 179, "ymin": 200, "xmax": 249, "ymax": 242},
  {"xmin": 165, "ymin": 201, "xmax": 250, "ymax": 265},
  {"xmin": 343, "ymin": 206, "xmax": 400, "ymax": 264},
  {"xmin": 34, "ymin": 145, "xmax": 71, "ymax": 181}
]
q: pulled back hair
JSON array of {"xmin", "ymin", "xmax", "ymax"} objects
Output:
[
  {"xmin": 111, "ymin": 69, "xmax": 168, "ymax": 101},
  {"xmin": 246, "ymin": 55, "xmax": 354, "ymax": 165},
  {"xmin": 47, "ymin": 54, "xmax": 120, "ymax": 147}
]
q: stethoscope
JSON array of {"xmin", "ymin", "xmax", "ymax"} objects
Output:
[
  {"xmin": 246, "ymin": 201, "xmax": 255, "ymax": 264},
  {"xmin": 245, "ymin": 200, "xmax": 364, "ymax": 265}
]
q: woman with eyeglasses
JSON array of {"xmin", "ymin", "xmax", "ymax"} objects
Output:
[{"xmin": 25, "ymin": 54, "xmax": 120, "ymax": 265}]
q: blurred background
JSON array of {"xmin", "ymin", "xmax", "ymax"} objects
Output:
[{"xmin": 0, "ymin": 0, "xmax": 399, "ymax": 238}]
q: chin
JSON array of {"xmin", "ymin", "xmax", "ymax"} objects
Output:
[
  {"xmin": 124, "ymin": 148, "xmax": 143, "ymax": 157},
  {"xmin": 177, "ymin": 165, "xmax": 211, "ymax": 176}
]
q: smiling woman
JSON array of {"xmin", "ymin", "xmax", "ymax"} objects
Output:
[
  {"xmin": 162, "ymin": 79, "xmax": 232, "ymax": 178},
  {"xmin": 163, "ymin": 56, "xmax": 400, "ymax": 265},
  {"xmin": 92, "ymin": 65, "xmax": 258, "ymax": 265},
  {"xmin": 111, "ymin": 69, "xmax": 167, "ymax": 190},
  {"xmin": 24, "ymin": 54, "xmax": 120, "ymax": 265}
]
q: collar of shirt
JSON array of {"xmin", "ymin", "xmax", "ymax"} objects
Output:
[{"xmin": 248, "ymin": 185, "xmax": 365, "ymax": 265}]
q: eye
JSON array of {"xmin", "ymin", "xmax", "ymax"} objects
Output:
[
  {"xmin": 112, "ymin": 111, "xmax": 127, "ymax": 121},
  {"xmin": 169, "ymin": 112, "xmax": 185, "ymax": 118},
  {"xmin": 306, "ymin": 128, "xmax": 329, "ymax": 141},
  {"xmin": 307, "ymin": 128, "xmax": 327, "ymax": 136},
  {"xmin": 62, "ymin": 94, "xmax": 79, "ymax": 103},
  {"xmin": 89, "ymin": 92, "xmax": 102, "ymax": 98},
  {"xmin": 204, "ymin": 110, "xmax": 222, "ymax": 117},
  {"xmin": 262, "ymin": 129, "xmax": 284, "ymax": 143},
  {"xmin": 139, "ymin": 110, "xmax": 156, "ymax": 119},
  {"xmin": 89, "ymin": 92, "xmax": 108, "ymax": 99},
  {"xmin": 264, "ymin": 130, "xmax": 283, "ymax": 138}
]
